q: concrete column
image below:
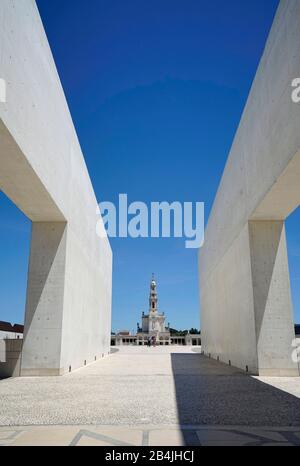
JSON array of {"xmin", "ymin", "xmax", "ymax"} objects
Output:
[
  {"xmin": 20, "ymin": 222, "xmax": 67, "ymax": 376},
  {"xmin": 249, "ymin": 221, "xmax": 299, "ymax": 376}
]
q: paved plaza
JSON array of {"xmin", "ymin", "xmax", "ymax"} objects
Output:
[{"xmin": 0, "ymin": 346, "xmax": 300, "ymax": 445}]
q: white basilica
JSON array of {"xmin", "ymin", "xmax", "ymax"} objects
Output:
[
  {"xmin": 138, "ymin": 276, "xmax": 170, "ymax": 341},
  {"xmin": 111, "ymin": 276, "xmax": 201, "ymax": 347}
]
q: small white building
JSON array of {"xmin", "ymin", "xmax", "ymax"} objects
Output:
[{"xmin": 0, "ymin": 321, "xmax": 23, "ymax": 340}]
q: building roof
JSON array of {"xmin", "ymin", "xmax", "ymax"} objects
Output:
[{"xmin": 0, "ymin": 321, "xmax": 24, "ymax": 334}]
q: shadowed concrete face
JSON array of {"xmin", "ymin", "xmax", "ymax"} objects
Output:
[
  {"xmin": 0, "ymin": 1, "xmax": 112, "ymax": 376},
  {"xmin": 249, "ymin": 221, "xmax": 297, "ymax": 376},
  {"xmin": 199, "ymin": 0, "xmax": 300, "ymax": 376},
  {"xmin": 21, "ymin": 223, "xmax": 67, "ymax": 376}
]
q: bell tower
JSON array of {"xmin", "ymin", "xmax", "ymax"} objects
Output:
[
  {"xmin": 149, "ymin": 274, "xmax": 158, "ymax": 314},
  {"xmin": 138, "ymin": 274, "xmax": 168, "ymax": 337}
]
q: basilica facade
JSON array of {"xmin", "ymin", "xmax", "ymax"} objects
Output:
[
  {"xmin": 111, "ymin": 276, "xmax": 201, "ymax": 347},
  {"xmin": 137, "ymin": 276, "xmax": 171, "ymax": 345}
]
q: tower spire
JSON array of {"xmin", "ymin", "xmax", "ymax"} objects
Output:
[{"xmin": 149, "ymin": 274, "xmax": 158, "ymax": 313}]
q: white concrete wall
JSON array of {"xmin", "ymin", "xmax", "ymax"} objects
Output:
[
  {"xmin": 249, "ymin": 221, "xmax": 297, "ymax": 376},
  {"xmin": 0, "ymin": 0, "xmax": 112, "ymax": 375},
  {"xmin": 0, "ymin": 339, "xmax": 22, "ymax": 378},
  {"xmin": 199, "ymin": 0, "xmax": 300, "ymax": 375},
  {"xmin": 201, "ymin": 224, "xmax": 258, "ymax": 373}
]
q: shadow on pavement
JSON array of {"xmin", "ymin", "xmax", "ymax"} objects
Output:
[{"xmin": 171, "ymin": 352, "xmax": 300, "ymax": 445}]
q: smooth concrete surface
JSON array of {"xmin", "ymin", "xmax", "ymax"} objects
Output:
[
  {"xmin": 0, "ymin": 347, "xmax": 300, "ymax": 431},
  {"xmin": 0, "ymin": 1, "xmax": 112, "ymax": 375},
  {"xmin": 199, "ymin": 0, "xmax": 300, "ymax": 375},
  {"xmin": 249, "ymin": 221, "xmax": 297, "ymax": 376}
]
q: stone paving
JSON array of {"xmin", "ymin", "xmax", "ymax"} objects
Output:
[
  {"xmin": 1, "ymin": 424, "xmax": 300, "ymax": 446},
  {"xmin": 0, "ymin": 346, "xmax": 300, "ymax": 446}
]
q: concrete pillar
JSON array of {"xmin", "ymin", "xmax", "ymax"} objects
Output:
[
  {"xmin": 249, "ymin": 221, "xmax": 299, "ymax": 376},
  {"xmin": 20, "ymin": 222, "xmax": 67, "ymax": 376}
]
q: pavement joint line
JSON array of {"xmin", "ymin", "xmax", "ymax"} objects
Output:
[
  {"xmin": 69, "ymin": 429, "xmax": 134, "ymax": 447},
  {"xmin": 142, "ymin": 430, "xmax": 150, "ymax": 446}
]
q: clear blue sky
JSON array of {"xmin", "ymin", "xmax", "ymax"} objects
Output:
[{"xmin": 2, "ymin": 0, "xmax": 299, "ymax": 333}]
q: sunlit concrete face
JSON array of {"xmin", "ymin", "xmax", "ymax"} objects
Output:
[
  {"xmin": 199, "ymin": 0, "xmax": 300, "ymax": 376},
  {"xmin": 0, "ymin": 1, "xmax": 112, "ymax": 376}
]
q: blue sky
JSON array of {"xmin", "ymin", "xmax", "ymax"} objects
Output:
[{"xmin": 2, "ymin": 0, "xmax": 299, "ymax": 332}]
